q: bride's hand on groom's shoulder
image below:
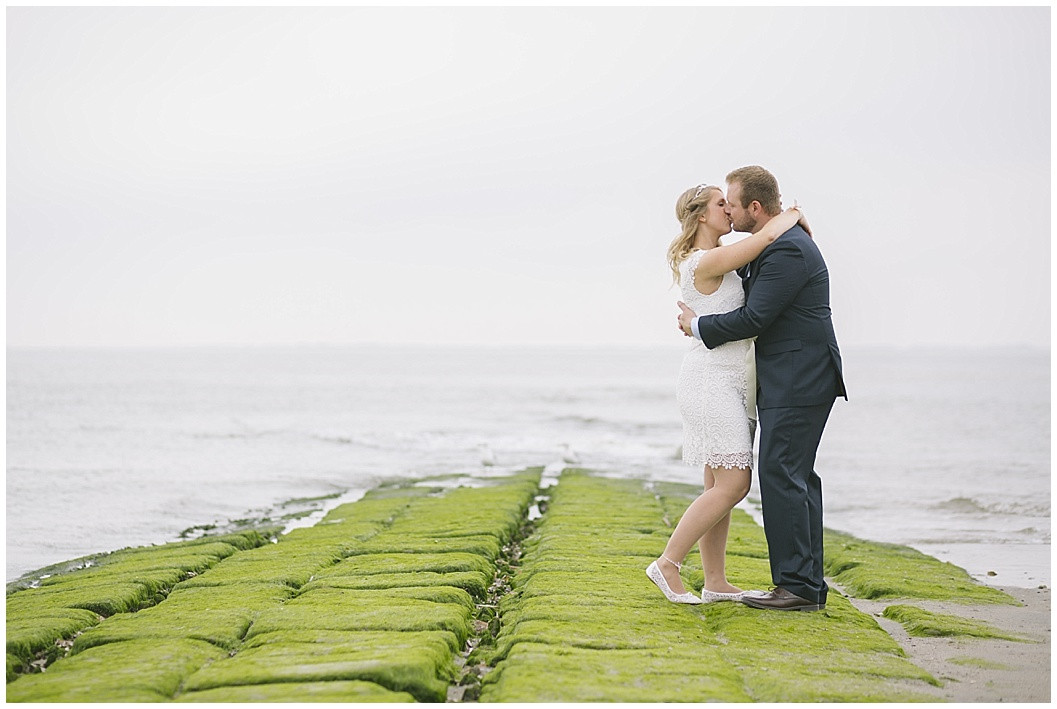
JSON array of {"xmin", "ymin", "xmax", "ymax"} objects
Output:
[{"xmin": 789, "ymin": 202, "xmax": 813, "ymax": 238}]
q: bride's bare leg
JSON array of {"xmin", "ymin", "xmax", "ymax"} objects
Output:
[
  {"xmin": 699, "ymin": 467, "xmax": 742, "ymax": 593},
  {"xmin": 699, "ymin": 512, "xmax": 739, "ymax": 593},
  {"xmin": 656, "ymin": 465, "xmax": 751, "ymax": 594}
]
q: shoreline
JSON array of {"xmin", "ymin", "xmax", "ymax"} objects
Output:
[
  {"xmin": 736, "ymin": 496, "xmax": 1050, "ymax": 590},
  {"xmin": 9, "ymin": 507, "xmax": 1050, "ymax": 592},
  {"xmin": 7, "ymin": 469, "xmax": 1049, "ymax": 702},
  {"xmin": 840, "ymin": 584, "xmax": 1050, "ymax": 703},
  {"xmin": 11, "ymin": 471, "xmax": 1049, "ymax": 590}
]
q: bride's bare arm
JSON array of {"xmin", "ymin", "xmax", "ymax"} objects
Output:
[{"xmin": 695, "ymin": 207, "xmax": 805, "ymax": 279}]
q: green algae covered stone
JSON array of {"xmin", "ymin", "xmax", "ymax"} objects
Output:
[
  {"xmin": 701, "ymin": 594, "xmax": 940, "ymax": 701},
  {"xmin": 247, "ymin": 594, "xmax": 473, "ymax": 645},
  {"xmin": 6, "ymin": 638, "xmax": 225, "ymax": 702},
  {"xmin": 342, "ymin": 535, "xmax": 503, "ymax": 560},
  {"xmin": 300, "ymin": 570, "xmax": 491, "ymax": 598},
  {"xmin": 70, "ymin": 583, "xmax": 293, "ymax": 654},
  {"xmin": 480, "ymin": 470, "xmax": 941, "ymax": 703},
  {"xmin": 7, "ymin": 469, "xmax": 545, "ymax": 702},
  {"xmin": 7, "ymin": 581, "xmax": 157, "ymax": 621},
  {"xmin": 485, "ymin": 641, "xmax": 751, "ymax": 702},
  {"xmin": 174, "ymin": 542, "xmax": 345, "ymax": 588},
  {"xmin": 176, "ymin": 679, "xmax": 415, "ymax": 702},
  {"xmin": 6, "ymin": 531, "xmax": 275, "ymax": 680},
  {"xmin": 316, "ymin": 551, "xmax": 494, "ymax": 579},
  {"xmin": 882, "ymin": 604, "xmax": 1030, "ymax": 641},
  {"xmin": 825, "ymin": 529, "xmax": 1018, "ymax": 604},
  {"xmin": 181, "ymin": 630, "xmax": 456, "ymax": 702},
  {"xmin": 6, "ymin": 607, "xmax": 100, "ymax": 663}
]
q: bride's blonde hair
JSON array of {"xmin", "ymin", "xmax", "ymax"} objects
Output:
[{"xmin": 667, "ymin": 184, "xmax": 720, "ymax": 285}]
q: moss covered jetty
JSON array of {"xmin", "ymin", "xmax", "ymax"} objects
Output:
[{"xmin": 7, "ymin": 468, "xmax": 1019, "ymax": 702}]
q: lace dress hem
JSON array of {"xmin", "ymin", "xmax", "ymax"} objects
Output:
[{"xmin": 682, "ymin": 449, "xmax": 755, "ymax": 470}]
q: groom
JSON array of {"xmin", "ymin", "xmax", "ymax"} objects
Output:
[{"xmin": 677, "ymin": 165, "xmax": 846, "ymax": 612}]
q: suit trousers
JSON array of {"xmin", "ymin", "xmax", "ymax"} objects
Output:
[{"xmin": 757, "ymin": 400, "xmax": 834, "ymax": 605}]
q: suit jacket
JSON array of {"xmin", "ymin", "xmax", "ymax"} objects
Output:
[{"xmin": 697, "ymin": 224, "xmax": 847, "ymax": 410}]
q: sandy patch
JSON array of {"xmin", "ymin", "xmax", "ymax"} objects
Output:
[{"xmin": 837, "ymin": 583, "xmax": 1050, "ymax": 702}]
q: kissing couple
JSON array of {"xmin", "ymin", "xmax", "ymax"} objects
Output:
[{"xmin": 646, "ymin": 165, "xmax": 847, "ymax": 612}]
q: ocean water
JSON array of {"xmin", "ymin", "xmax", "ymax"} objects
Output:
[{"xmin": 6, "ymin": 345, "xmax": 1050, "ymax": 588}]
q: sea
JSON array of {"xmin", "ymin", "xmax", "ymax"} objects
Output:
[{"xmin": 6, "ymin": 345, "xmax": 1050, "ymax": 588}]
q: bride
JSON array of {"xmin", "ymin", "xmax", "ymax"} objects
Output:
[{"xmin": 647, "ymin": 183, "xmax": 808, "ymax": 604}]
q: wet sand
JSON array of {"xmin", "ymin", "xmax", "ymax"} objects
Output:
[{"xmin": 839, "ymin": 583, "xmax": 1050, "ymax": 702}]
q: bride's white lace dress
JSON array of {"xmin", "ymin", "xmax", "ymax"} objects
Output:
[{"xmin": 677, "ymin": 249, "xmax": 757, "ymax": 469}]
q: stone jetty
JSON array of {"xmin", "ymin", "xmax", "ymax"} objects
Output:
[{"xmin": 6, "ymin": 468, "xmax": 1021, "ymax": 702}]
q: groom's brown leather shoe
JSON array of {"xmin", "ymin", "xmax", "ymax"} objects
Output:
[{"xmin": 741, "ymin": 587, "xmax": 824, "ymax": 612}]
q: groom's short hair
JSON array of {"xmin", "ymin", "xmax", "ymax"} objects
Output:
[{"xmin": 726, "ymin": 166, "xmax": 781, "ymax": 216}]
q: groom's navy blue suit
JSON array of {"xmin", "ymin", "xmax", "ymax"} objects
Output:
[{"xmin": 696, "ymin": 224, "xmax": 846, "ymax": 605}]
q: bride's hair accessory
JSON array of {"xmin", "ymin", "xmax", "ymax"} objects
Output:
[{"xmin": 693, "ymin": 184, "xmax": 715, "ymax": 199}]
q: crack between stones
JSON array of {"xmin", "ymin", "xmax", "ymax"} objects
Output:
[{"xmin": 446, "ymin": 479, "xmax": 552, "ymax": 702}]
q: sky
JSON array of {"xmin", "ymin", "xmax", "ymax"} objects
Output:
[{"xmin": 7, "ymin": 6, "xmax": 1052, "ymax": 349}]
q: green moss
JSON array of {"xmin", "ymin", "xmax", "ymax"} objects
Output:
[
  {"xmin": 5, "ymin": 532, "xmax": 277, "ymax": 681},
  {"xmin": 480, "ymin": 471, "xmax": 940, "ymax": 703},
  {"xmin": 7, "ymin": 581, "xmax": 156, "ymax": 618},
  {"xmin": 6, "ymin": 531, "xmax": 271, "ymax": 595},
  {"xmin": 175, "ymin": 544, "xmax": 343, "ymax": 588},
  {"xmin": 315, "ymin": 552, "xmax": 493, "ymax": 579},
  {"xmin": 825, "ymin": 530, "xmax": 1018, "ymax": 605},
  {"xmin": 300, "ymin": 570, "xmax": 490, "ymax": 598},
  {"xmin": 5, "ymin": 638, "xmax": 224, "ymax": 702},
  {"xmin": 318, "ymin": 486, "xmax": 442, "ymax": 525},
  {"xmin": 482, "ymin": 641, "xmax": 750, "ymax": 702},
  {"xmin": 181, "ymin": 630, "xmax": 459, "ymax": 701},
  {"xmin": 283, "ymin": 492, "xmax": 344, "ymax": 505},
  {"xmin": 6, "ymin": 471, "xmax": 546, "ymax": 701},
  {"xmin": 176, "ymin": 679, "xmax": 415, "ymax": 702},
  {"xmin": 67, "ymin": 582, "xmax": 293, "ymax": 654},
  {"xmin": 293, "ymin": 586, "xmax": 475, "ymax": 613},
  {"xmin": 240, "ymin": 629, "xmax": 462, "ymax": 655},
  {"xmin": 6, "ymin": 608, "xmax": 100, "ymax": 662},
  {"xmin": 948, "ymin": 655, "xmax": 1014, "ymax": 670},
  {"xmin": 41, "ymin": 569, "xmax": 189, "ymax": 600},
  {"xmin": 882, "ymin": 605, "xmax": 1030, "ymax": 641},
  {"xmin": 39, "ymin": 546, "xmax": 235, "ymax": 584},
  {"xmin": 71, "ymin": 609, "xmax": 251, "ymax": 653},
  {"xmin": 702, "ymin": 595, "xmax": 940, "ymax": 700},
  {"xmin": 7, "ymin": 654, "xmax": 24, "ymax": 683},
  {"xmin": 342, "ymin": 535, "xmax": 502, "ymax": 560},
  {"xmin": 246, "ymin": 596, "xmax": 472, "ymax": 646}
]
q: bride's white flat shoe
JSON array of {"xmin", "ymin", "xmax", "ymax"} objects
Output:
[
  {"xmin": 646, "ymin": 560, "xmax": 703, "ymax": 605},
  {"xmin": 700, "ymin": 588, "xmax": 748, "ymax": 603}
]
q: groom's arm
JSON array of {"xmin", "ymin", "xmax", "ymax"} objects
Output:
[{"xmin": 696, "ymin": 239, "xmax": 809, "ymax": 349}]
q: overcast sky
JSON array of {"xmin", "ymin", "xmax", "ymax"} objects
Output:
[{"xmin": 7, "ymin": 6, "xmax": 1051, "ymax": 349}]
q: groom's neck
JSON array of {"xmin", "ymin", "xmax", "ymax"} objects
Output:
[{"xmin": 751, "ymin": 212, "xmax": 777, "ymax": 234}]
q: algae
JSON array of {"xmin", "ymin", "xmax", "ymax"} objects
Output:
[
  {"xmin": 486, "ymin": 641, "xmax": 751, "ymax": 702},
  {"xmin": 882, "ymin": 604, "xmax": 1030, "ymax": 641},
  {"xmin": 182, "ymin": 630, "xmax": 457, "ymax": 702},
  {"xmin": 6, "ymin": 638, "xmax": 225, "ymax": 702},
  {"xmin": 315, "ymin": 552, "xmax": 494, "ymax": 579},
  {"xmin": 825, "ymin": 529, "xmax": 1018, "ymax": 605},
  {"xmin": 948, "ymin": 655, "xmax": 1014, "ymax": 670},
  {"xmin": 300, "ymin": 570, "xmax": 490, "ymax": 598},
  {"xmin": 479, "ymin": 471, "xmax": 941, "ymax": 703},
  {"xmin": 176, "ymin": 679, "xmax": 414, "ymax": 702},
  {"xmin": 6, "ymin": 469, "xmax": 543, "ymax": 701},
  {"xmin": 11, "ymin": 467, "xmax": 1012, "ymax": 703}
]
